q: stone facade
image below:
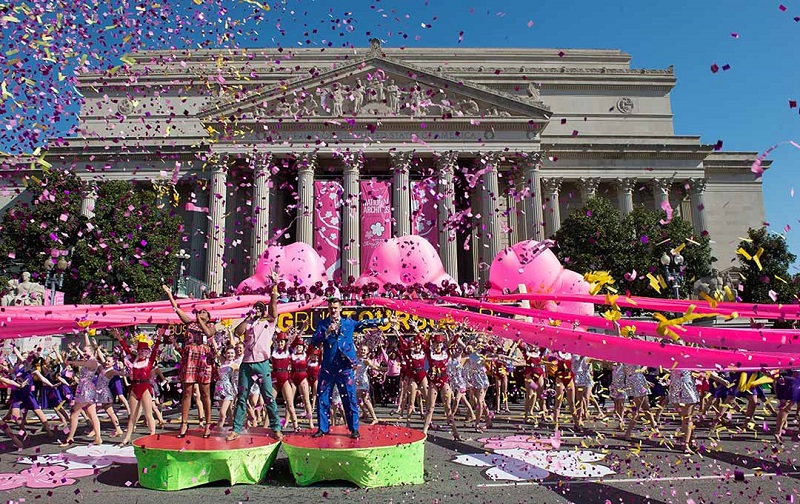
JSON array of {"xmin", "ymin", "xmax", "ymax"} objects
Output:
[{"xmin": 0, "ymin": 45, "xmax": 767, "ymax": 293}]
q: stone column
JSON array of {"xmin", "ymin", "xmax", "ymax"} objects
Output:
[
  {"xmin": 80, "ymin": 187, "xmax": 97, "ymax": 219},
  {"xmin": 435, "ymin": 151, "xmax": 459, "ymax": 278},
  {"xmin": 189, "ymin": 183, "xmax": 208, "ymax": 280},
  {"xmin": 542, "ymin": 177, "xmax": 563, "ymax": 235},
  {"xmin": 295, "ymin": 152, "xmax": 317, "ymax": 246},
  {"xmin": 616, "ymin": 177, "xmax": 636, "ymax": 216},
  {"xmin": 339, "ymin": 152, "xmax": 364, "ymax": 281},
  {"xmin": 689, "ymin": 177, "xmax": 708, "ymax": 234},
  {"xmin": 578, "ymin": 177, "xmax": 600, "ymax": 205},
  {"xmin": 521, "ymin": 153, "xmax": 544, "ymax": 241},
  {"xmin": 478, "ymin": 152, "xmax": 502, "ymax": 264},
  {"xmin": 652, "ymin": 178, "xmax": 671, "ymax": 211},
  {"xmin": 390, "ymin": 151, "xmax": 413, "ymax": 237},
  {"xmin": 505, "ymin": 175, "xmax": 519, "ymax": 245},
  {"xmin": 250, "ymin": 152, "xmax": 272, "ymax": 274},
  {"xmin": 205, "ymin": 164, "xmax": 228, "ymax": 295}
]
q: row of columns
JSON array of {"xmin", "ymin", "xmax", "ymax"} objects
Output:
[{"xmin": 80, "ymin": 154, "xmax": 709, "ymax": 294}]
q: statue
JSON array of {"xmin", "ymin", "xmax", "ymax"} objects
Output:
[
  {"xmin": 526, "ymin": 82, "xmax": 541, "ymax": 101},
  {"xmin": 1, "ymin": 272, "xmax": 46, "ymax": 306},
  {"xmin": 386, "ymin": 79, "xmax": 400, "ymax": 114},
  {"xmin": 331, "ymin": 86, "xmax": 345, "ymax": 116},
  {"xmin": 351, "ymin": 79, "xmax": 366, "ymax": 113}
]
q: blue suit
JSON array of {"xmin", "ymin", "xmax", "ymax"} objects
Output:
[{"xmin": 312, "ymin": 316, "xmax": 385, "ymax": 433}]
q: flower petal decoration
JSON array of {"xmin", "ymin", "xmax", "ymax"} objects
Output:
[
  {"xmin": 65, "ymin": 443, "xmax": 137, "ymax": 465},
  {"xmin": 0, "ymin": 465, "xmax": 96, "ymax": 490},
  {"xmin": 17, "ymin": 453, "xmax": 113, "ymax": 470}
]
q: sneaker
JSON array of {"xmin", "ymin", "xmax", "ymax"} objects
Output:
[
  {"xmin": 350, "ymin": 430, "xmax": 360, "ymax": 439},
  {"xmin": 311, "ymin": 430, "xmax": 327, "ymax": 438}
]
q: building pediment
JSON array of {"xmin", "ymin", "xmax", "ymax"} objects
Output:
[{"xmin": 198, "ymin": 53, "xmax": 551, "ymax": 127}]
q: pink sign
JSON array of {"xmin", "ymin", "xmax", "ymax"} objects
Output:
[
  {"xmin": 314, "ymin": 181, "xmax": 343, "ymax": 281},
  {"xmin": 411, "ymin": 179, "xmax": 439, "ymax": 250},
  {"xmin": 360, "ymin": 180, "xmax": 391, "ymax": 267}
]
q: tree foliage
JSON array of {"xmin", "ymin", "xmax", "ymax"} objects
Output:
[
  {"xmin": 0, "ymin": 170, "xmax": 182, "ymax": 304},
  {"xmin": 0, "ymin": 169, "xmax": 84, "ymax": 292},
  {"xmin": 736, "ymin": 227, "xmax": 797, "ymax": 304},
  {"xmin": 553, "ymin": 198, "xmax": 714, "ymax": 298},
  {"xmin": 68, "ymin": 181, "xmax": 182, "ymax": 304}
]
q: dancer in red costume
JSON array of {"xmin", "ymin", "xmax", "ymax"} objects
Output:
[
  {"xmin": 421, "ymin": 332, "xmax": 460, "ymax": 440},
  {"xmin": 289, "ymin": 331, "xmax": 315, "ymax": 430},
  {"xmin": 271, "ymin": 333, "xmax": 298, "ymax": 430},
  {"xmin": 307, "ymin": 345, "xmax": 321, "ymax": 411},
  {"xmin": 398, "ymin": 332, "xmax": 429, "ymax": 427},
  {"xmin": 112, "ymin": 328, "xmax": 162, "ymax": 446}
]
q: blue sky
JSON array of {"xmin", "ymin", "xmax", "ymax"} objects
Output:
[{"xmin": 3, "ymin": 0, "xmax": 799, "ymax": 263}]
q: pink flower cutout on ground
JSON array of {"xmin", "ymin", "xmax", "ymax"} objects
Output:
[
  {"xmin": 0, "ymin": 465, "xmax": 96, "ymax": 490},
  {"xmin": 477, "ymin": 431, "xmax": 562, "ymax": 450}
]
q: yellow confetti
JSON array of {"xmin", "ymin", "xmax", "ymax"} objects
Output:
[
  {"xmin": 120, "ymin": 55, "xmax": 136, "ymax": 66},
  {"xmin": 671, "ymin": 243, "xmax": 686, "ymax": 255},
  {"xmin": 646, "ymin": 273, "xmax": 662, "ymax": 294}
]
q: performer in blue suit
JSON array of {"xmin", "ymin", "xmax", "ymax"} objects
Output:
[{"xmin": 311, "ymin": 297, "xmax": 389, "ymax": 439}]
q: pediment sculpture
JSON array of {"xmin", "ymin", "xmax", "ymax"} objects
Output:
[{"xmin": 1, "ymin": 272, "xmax": 46, "ymax": 306}]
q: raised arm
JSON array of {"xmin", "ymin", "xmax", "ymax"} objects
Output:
[
  {"xmin": 111, "ymin": 328, "xmax": 133, "ymax": 357},
  {"xmin": 162, "ymin": 284, "xmax": 193, "ymax": 324},
  {"xmin": 31, "ymin": 369, "xmax": 55, "ymax": 388},
  {"xmin": 268, "ymin": 271, "xmax": 279, "ymax": 321}
]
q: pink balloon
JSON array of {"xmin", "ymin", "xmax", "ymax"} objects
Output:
[
  {"xmin": 488, "ymin": 240, "xmax": 593, "ymax": 316},
  {"xmin": 551, "ymin": 269, "xmax": 594, "ymax": 316},
  {"xmin": 488, "ymin": 240, "xmax": 563, "ymax": 298},
  {"xmin": 236, "ymin": 242, "xmax": 329, "ymax": 294},
  {"xmin": 354, "ymin": 236, "xmax": 457, "ymax": 292}
]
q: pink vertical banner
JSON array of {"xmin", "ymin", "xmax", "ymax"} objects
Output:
[
  {"xmin": 411, "ymin": 179, "xmax": 439, "ymax": 250},
  {"xmin": 360, "ymin": 180, "xmax": 391, "ymax": 266},
  {"xmin": 314, "ymin": 181, "xmax": 343, "ymax": 282}
]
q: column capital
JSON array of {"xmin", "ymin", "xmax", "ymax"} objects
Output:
[
  {"xmin": 521, "ymin": 151, "xmax": 543, "ymax": 171},
  {"xmin": 651, "ymin": 177, "xmax": 672, "ymax": 192},
  {"xmin": 296, "ymin": 151, "xmax": 318, "ymax": 174},
  {"xmin": 689, "ymin": 177, "xmax": 707, "ymax": 193},
  {"xmin": 474, "ymin": 151, "xmax": 501, "ymax": 170},
  {"xmin": 434, "ymin": 150, "xmax": 459, "ymax": 174},
  {"xmin": 615, "ymin": 177, "xmax": 637, "ymax": 193},
  {"xmin": 542, "ymin": 177, "xmax": 563, "ymax": 194},
  {"xmin": 389, "ymin": 150, "xmax": 414, "ymax": 173},
  {"xmin": 335, "ymin": 150, "xmax": 364, "ymax": 174},
  {"xmin": 578, "ymin": 177, "xmax": 600, "ymax": 200}
]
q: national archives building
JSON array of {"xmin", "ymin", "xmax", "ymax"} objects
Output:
[{"xmin": 0, "ymin": 42, "xmax": 767, "ymax": 295}]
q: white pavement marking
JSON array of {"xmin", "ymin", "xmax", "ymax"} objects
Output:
[{"xmin": 478, "ymin": 471, "xmax": 800, "ymax": 488}]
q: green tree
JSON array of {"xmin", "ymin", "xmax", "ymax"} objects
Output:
[
  {"xmin": 0, "ymin": 169, "xmax": 85, "ymax": 292},
  {"xmin": 737, "ymin": 227, "xmax": 796, "ymax": 304},
  {"xmin": 554, "ymin": 198, "xmax": 714, "ymax": 298},
  {"xmin": 68, "ymin": 181, "xmax": 182, "ymax": 304}
]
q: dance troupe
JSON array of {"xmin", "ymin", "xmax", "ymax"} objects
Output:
[{"xmin": 3, "ymin": 280, "xmax": 800, "ymax": 455}]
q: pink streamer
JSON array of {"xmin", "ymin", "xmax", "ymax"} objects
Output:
[
  {"xmin": 491, "ymin": 292, "xmax": 800, "ymax": 320},
  {"xmin": 440, "ymin": 296, "xmax": 800, "ymax": 354},
  {"xmin": 0, "ymin": 296, "xmax": 324, "ymax": 339},
  {"xmin": 370, "ymin": 298, "xmax": 797, "ymax": 371}
]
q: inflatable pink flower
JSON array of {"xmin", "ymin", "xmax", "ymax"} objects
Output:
[
  {"xmin": 236, "ymin": 242, "xmax": 329, "ymax": 294},
  {"xmin": 487, "ymin": 240, "xmax": 593, "ymax": 316},
  {"xmin": 354, "ymin": 236, "xmax": 458, "ymax": 293}
]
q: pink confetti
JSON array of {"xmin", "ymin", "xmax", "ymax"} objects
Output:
[
  {"xmin": 710, "ymin": 63, "xmax": 720, "ymax": 73},
  {"xmin": 526, "ymin": 20, "xmax": 534, "ymax": 28},
  {"xmin": 779, "ymin": 4, "xmax": 787, "ymax": 11}
]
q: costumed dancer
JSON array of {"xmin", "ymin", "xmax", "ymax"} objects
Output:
[
  {"xmin": 0, "ymin": 369, "xmax": 24, "ymax": 448},
  {"xmin": 774, "ymin": 368, "xmax": 800, "ymax": 442},
  {"xmin": 289, "ymin": 328, "xmax": 315, "ymax": 430},
  {"xmin": 609, "ymin": 362, "xmax": 628, "ymax": 431},
  {"xmin": 310, "ymin": 297, "xmax": 389, "ymax": 439},
  {"xmin": 572, "ymin": 354, "xmax": 595, "ymax": 429},
  {"xmin": 215, "ymin": 346, "xmax": 238, "ymax": 429},
  {"xmin": 271, "ymin": 332, "xmax": 298, "ymax": 430},
  {"xmin": 521, "ymin": 344, "xmax": 546, "ymax": 425},
  {"xmin": 448, "ymin": 337, "xmax": 475, "ymax": 423},
  {"xmin": 60, "ymin": 332, "xmax": 103, "ymax": 446},
  {"xmin": 623, "ymin": 362, "xmax": 659, "ymax": 440},
  {"xmin": 354, "ymin": 343, "xmax": 380, "ymax": 425},
  {"xmin": 226, "ymin": 278, "xmax": 283, "ymax": 442},
  {"xmin": 108, "ymin": 352, "xmax": 131, "ymax": 417},
  {"xmin": 113, "ymin": 329, "xmax": 163, "ymax": 446},
  {"xmin": 92, "ymin": 349, "xmax": 125, "ymax": 438},
  {"xmin": 4, "ymin": 346, "xmax": 55, "ymax": 437},
  {"xmin": 398, "ymin": 332, "xmax": 429, "ymax": 427},
  {"xmin": 668, "ymin": 368, "xmax": 699, "ymax": 453},
  {"xmin": 548, "ymin": 350, "xmax": 578, "ymax": 432},
  {"xmin": 465, "ymin": 339, "xmax": 492, "ymax": 432},
  {"xmin": 422, "ymin": 331, "xmax": 460, "ymax": 440},
  {"xmin": 307, "ymin": 344, "xmax": 321, "ymax": 411},
  {"xmin": 162, "ymin": 285, "xmax": 217, "ymax": 439}
]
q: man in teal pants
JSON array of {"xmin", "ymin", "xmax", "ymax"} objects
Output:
[{"xmin": 226, "ymin": 273, "xmax": 282, "ymax": 441}]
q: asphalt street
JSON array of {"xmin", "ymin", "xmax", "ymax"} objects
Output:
[{"xmin": 1, "ymin": 404, "xmax": 798, "ymax": 504}]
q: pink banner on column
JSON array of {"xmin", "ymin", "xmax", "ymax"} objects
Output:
[
  {"xmin": 360, "ymin": 180, "xmax": 391, "ymax": 267},
  {"xmin": 411, "ymin": 179, "xmax": 439, "ymax": 250},
  {"xmin": 314, "ymin": 181, "xmax": 343, "ymax": 282}
]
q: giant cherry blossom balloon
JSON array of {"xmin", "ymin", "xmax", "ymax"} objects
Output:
[
  {"xmin": 488, "ymin": 240, "xmax": 593, "ymax": 315},
  {"xmin": 354, "ymin": 236, "xmax": 457, "ymax": 292},
  {"xmin": 236, "ymin": 242, "xmax": 329, "ymax": 294}
]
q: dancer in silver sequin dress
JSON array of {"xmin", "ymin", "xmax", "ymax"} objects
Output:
[
  {"xmin": 623, "ymin": 364, "xmax": 659, "ymax": 440},
  {"xmin": 668, "ymin": 369, "xmax": 699, "ymax": 452}
]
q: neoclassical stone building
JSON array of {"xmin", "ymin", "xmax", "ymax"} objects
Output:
[{"xmin": 0, "ymin": 42, "xmax": 766, "ymax": 294}]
